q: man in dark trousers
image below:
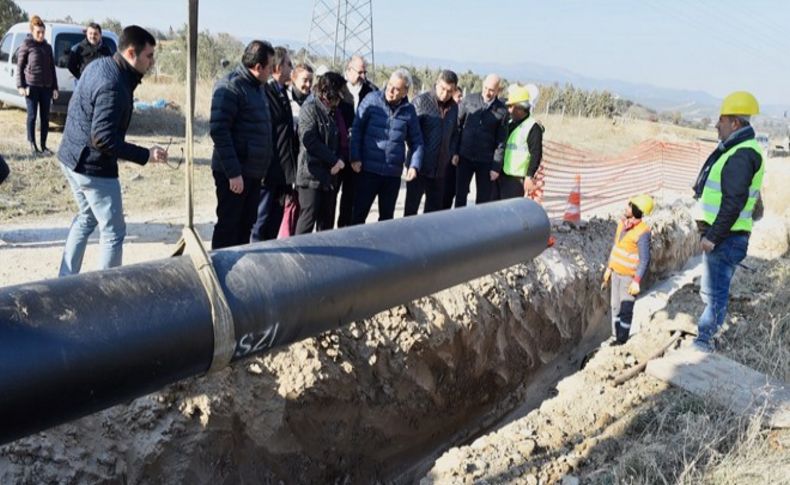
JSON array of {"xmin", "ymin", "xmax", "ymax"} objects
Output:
[
  {"xmin": 336, "ymin": 55, "xmax": 378, "ymax": 227},
  {"xmin": 251, "ymin": 46, "xmax": 297, "ymax": 242},
  {"xmin": 404, "ymin": 70, "xmax": 458, "ymax": 216},
  {"xmin": 453, "ymin": 73, "xmax": 508, "ymax": 207},
  {"xmin": 67, "ymin": 23, "xmax": 113, "ymax": 81},
  {"xmin": 209, "ymin": 40, "xmax": 274, "ymax": 249},
  {"xmin": 350, "ymin": 69, "xmax": 423, "ymax": 224}
]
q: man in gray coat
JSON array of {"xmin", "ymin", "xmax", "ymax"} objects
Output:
[{"xmin": 209, "ymin": 40, "xmax": 275, "ymax": 249}]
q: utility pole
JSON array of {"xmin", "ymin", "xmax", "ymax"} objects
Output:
[{"xmin": 306, "ymin": 0, "xmax": 375, "ymax": 72}]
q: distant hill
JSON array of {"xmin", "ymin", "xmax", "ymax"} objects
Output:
[{"xmin": 248, "ymin": 36, "xmax": 790, "ymax": 120}]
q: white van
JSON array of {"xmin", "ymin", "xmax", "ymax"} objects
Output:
[{"xmin": 0, "ymin": 22, "xmax": 118, "ymax": 121}]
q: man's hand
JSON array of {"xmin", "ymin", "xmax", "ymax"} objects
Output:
[
  {"xmin": 330, "ymin": 159, "xmax": 345, "ymax": 176},
  {"xmin": 700, "ymin": 237, "xmax": 715, "ymax": 253},
  {"xmin": 451, "ymin": 155, "xmax": 459, "ymax": 167},
  {"xmin": 406, "ymin": 167, "xmax": 418, "ymax": 182},
  {"xmin": 17, "ymin": 87, "xmax": 29, "ymax": 97},
  {"xmin": 52, "ymin": 90, "xmax": 59, "ymax": 101},
  {"xmin": 489, "ymin": 170, "xmax": 499, "ymax": 182},
  {"xmin": 228, "ymin": 175, "xmax": 244, "ymax": 194},
  {"xmin": 524, "ymin": 177, "xmax": 536, "ymax": 193},
  {"xmin": 627, "ymin": 280, "xmax": 641, "ymax": 296},
  {"xmin": 351, "ymin": 161, "xmax": 362, "ymax": 173},
  {"xmin": 601, "ymin": 268, "xmax": 612, "ymax": 291},
  {"xmin": 148, "ymin": 145, "xmax": 168, "ymax": 163}
]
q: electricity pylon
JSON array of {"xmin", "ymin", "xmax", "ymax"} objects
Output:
[{"xmin": 306, "ymin": 0, "xmax": 375, "ymax": 71}]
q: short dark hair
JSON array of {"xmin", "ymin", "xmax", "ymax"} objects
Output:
[
  {"xmin": 437, "ymin": 69, "xmax": 458, "ymax": 86},
  {"xmin": 87, "ymin": 22, "xmax": 102, "ymax": 33},
  {"xmin": 314, "ymin": 71, "xmax": 345, "ymax": 104},
  {"xmin": 119, "ymin": 25, "xmax": 156, "ymax": 55},
  {"xmin": 241, "ymin": 40, "xmax": 275, "ymax": 69},
  {"xmin": 272, "ymin": 46, "xmax": 290, "ymax": 70}
]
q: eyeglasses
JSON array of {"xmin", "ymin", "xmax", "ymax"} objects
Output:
[{"xmin": 164, "ymin": 137, "xmax": 184, "ymax": 170}]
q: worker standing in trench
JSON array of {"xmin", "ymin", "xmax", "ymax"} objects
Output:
[
  {"xmin": 691, "ymin": 91, "xmax": 764, "ymax": 353},
  {"xmin": 601, "ymin": 195, "xmax": 654, "ymax": 345}
]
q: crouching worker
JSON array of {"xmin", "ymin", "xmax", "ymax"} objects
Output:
[{"xmin": 601, "ymin": 194, "xmax": 654, "ymax": 345}]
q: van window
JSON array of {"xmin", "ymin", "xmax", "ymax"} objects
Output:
[
  {"xmin": 54, "ymin": 33, "xmax": 118, "ymax": 68},
  {"xmin": 11, "ymin": 33, "xmax": 26, "ymax": 63},
  {"xmin": 55, "ymin": 33, "xmax": 84, "ymax": 68},
  {"xmin": 0, "ymin": 34, "xmax": 11, "ymax": 62}
]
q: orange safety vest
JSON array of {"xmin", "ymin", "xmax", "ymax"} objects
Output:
[{"xmin": 608, "ymin": 220, "xmax": 650, "ymax": 277}]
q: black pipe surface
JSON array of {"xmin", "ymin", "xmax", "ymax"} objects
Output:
[{"xmin": 0, "ymin": 198, "xmax": 549, "ymax": 444}]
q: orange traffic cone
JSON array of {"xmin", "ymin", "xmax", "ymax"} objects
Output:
[{"xmin": 563, "ymin": 174, "xmax": 581, "ymax": 224}]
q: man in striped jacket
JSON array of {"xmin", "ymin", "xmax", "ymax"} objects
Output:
[{"xmin": 602, "ymin": 195, "xmax": 654, "ymax": 345}]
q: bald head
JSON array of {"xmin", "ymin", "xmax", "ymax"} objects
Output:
[
  {"xmin": 482, "ymin": 74, "xmax": 501, "ymax": 103},
  {"xmin": 346, "ymin": 55, "xmax": 368, "ymax": 85}
]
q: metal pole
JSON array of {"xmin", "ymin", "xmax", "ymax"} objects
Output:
[{"xmin": 0, "ymin": 199, "xmax": 550, "ymax": 445}]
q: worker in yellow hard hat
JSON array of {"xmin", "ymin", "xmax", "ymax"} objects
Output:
[
  {"xmin": 690, "ymin": 91, "xmax": 764, "ymax": 352},
  {"xmin": 601, "ymin": 194, "xmax": 654, "ymax": 346},
  {"xmin": 497, "ymin": 84, "xmax": 545, "ymax": 201}
]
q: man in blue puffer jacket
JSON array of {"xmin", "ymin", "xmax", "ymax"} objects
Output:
[
  {"xmin": 57, "ymin": 26, "xmax": 167, "ymax": 276},
  {"xmin": 349, "ymin": 68, "xmax": 424, "ymax": 224}
]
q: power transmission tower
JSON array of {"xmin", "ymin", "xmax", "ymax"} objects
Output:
[{"xmin": 306, "ymin": 0, "xmax": 375, "ymax": 71}]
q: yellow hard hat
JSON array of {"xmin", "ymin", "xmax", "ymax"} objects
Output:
[
  {"xmin": 720, "ymin": 91, "xmax": 759, "ymax": 116},
  {"xmin": 629, "ymin": 194, "xmax": 654, "ymax": 216},
  {"xmin": 506, "ymin": 85, "xmax": 530, "ymax": 106}
]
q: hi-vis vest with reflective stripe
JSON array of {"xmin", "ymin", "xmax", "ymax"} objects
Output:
[
  {"xmin": 502, "ymin": 117, "xmax": 537, "ymax": 177},
  {"xmin": 608, "ymin": 220, "xmax": 650, "ymax": 277},
  {"xmin": 698, "ymin": 139, "xmax": 764, "ymax": 232}
]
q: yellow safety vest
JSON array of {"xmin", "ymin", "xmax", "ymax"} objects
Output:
[
  {"xmin": 608, "ymin": 220, "xmax": 650, "ymax": 277},
  {"xmin": 698, "ymin": 139, "xmax": 764, "ymax": 232},
  {"xmin": 502, "ymin": 117, "xmax": 537, "ymax": 177}
]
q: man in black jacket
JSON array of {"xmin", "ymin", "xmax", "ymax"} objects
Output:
[
  {"xmin": 67, "ymin": 23, "xmax": 112, "ymax": 80},
  {"xmin": 454, "ymin": 74, "xmax": 508, "ymax": 207},
  {"xmin": 210, "ymin": 40, "xmax": 275, "ymax": 249},
  {"xmin": 251, "ymin": 46, "xmax": 297, "ymax": 242},
  {"xmin": 404, "ymin": 70, "xmax": 458, "ymax": 216},
  {"xmin": 336, "ymin": 55, "xmax": 377, "ymax": 227},
  {"xmin": 690, "ymin": 91, "xmax": 764, "ymax": 352}
]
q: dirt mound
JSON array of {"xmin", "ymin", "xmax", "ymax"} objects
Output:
[
  {"xmin": 0, "ymin": 202, "xmax": 699, "ymax": 484},
  {"xmin": 421, "ymin": 251, "xmax": 789, "ymax": 484}
]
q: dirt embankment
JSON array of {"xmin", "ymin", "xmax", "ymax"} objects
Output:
[{"xmin": 0, "ymin": 202, "xmax": 699, "ymax": 484}]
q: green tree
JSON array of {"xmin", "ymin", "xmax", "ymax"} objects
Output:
[{"xmin": 0, "ymin": 0, "xmax": 28, "ymax": 35}]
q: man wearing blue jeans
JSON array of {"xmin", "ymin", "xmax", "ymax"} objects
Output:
[
  {"xmin": 57, "ymin": 26, "xmax": 167, "ymax": 276},
  {"xmin": 691, "ymin": 91, "xmax": 764, "ymax": 352}
]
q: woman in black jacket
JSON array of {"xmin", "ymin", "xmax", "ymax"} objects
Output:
[
  {"xmin": 16, "ymin": 16, "xmax": 59, "ymax": 156},
  {"xmin": 295, "ymin": 72, "xmax": 346, "ymax": 234}
]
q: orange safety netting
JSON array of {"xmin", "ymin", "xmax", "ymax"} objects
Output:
[{"xmin": 541, "ymin": 139, "xmax": 716, "ymax": 219}]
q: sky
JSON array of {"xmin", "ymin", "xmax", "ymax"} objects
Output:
[{"xmin": 15, "ymin": 0, "xmax": 790, "ymax": 105}]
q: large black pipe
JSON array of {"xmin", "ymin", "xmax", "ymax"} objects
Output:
[{"xmin": 0, "ymin": 198, "xmax": 549, "ymax": 445}]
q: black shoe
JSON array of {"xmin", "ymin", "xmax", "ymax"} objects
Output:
[
  {"xmin": 29, "ymin": 142, "xmax": 40, "ymax": 156},
  {"xmin": 40, "ymin": 146, "xmax": 54, "ymax": 156}
]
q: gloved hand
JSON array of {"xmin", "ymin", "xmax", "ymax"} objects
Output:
[
  {"xmin": 627, "ymin": 280, "xmax": 641, "ymax": 296},
  {"xmin": 601, "ymin": 268, "xmax": 612, "ymax": 290}
]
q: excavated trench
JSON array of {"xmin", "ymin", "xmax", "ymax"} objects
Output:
[{"xmin": 0, "ymin": 202, "xmax": 699, "ymax": 484}]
